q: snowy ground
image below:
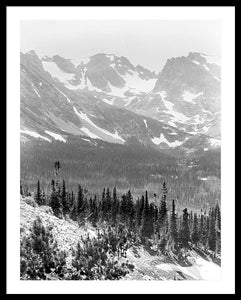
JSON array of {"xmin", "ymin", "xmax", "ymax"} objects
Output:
[{"xmin": 124, "ymin": 246, "xmax": 221, "ymax": 280}]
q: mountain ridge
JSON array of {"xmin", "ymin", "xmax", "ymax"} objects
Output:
[{"xmin": 20, "ymin": 50, "xmax": 221, "ymax": 150}]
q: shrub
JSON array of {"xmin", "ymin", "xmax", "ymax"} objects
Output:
[{"xmin": 20, "ymin": 216, "xmax": 67, "ymax": 280}]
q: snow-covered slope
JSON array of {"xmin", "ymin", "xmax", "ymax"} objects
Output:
[
  {"xmin": 124, "ymin": 245, "xmax": 220, "ymax": 280},
  {"xmin": 125, "ymin": 52, "xmax": 221, "ymax": 138},
  {"xmin": 41, "ymin": 53, "xmax": 157, "ymax": 96}
]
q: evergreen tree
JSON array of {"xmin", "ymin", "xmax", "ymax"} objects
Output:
[
  {"xmin": 126, "ymin": 190, "xmax": 135, "ymax": 229},
  {"xmin": 50, "ymin": 179, "xmax": 62, "ymax": 218},
  {"xmin": 215, "ymin": 202, "xmax": 221, "ymax": 252},
  {"xmin": 136, "ymin": 196, "xmax": 144, "ymax": 229},
  {"xmin": 111, "ymin": 187, "xmax": 119, "ymax": 223},
  {"xmin": 162, "ymin": 182, "xmax": 168, "ymax": 201},
  {"xmin": 191, "ymin": 213, "xmax": 199, "ymax": 246},
  {"xmin": 208, "ymin": 208, "xmax": 216, "ymax": 253},
  {"xmin": 20, "ymin": 216, "xmax": 67, "ymax": 279},
  {"xmin": 20, "ymin": 182, "xmax": 23, "ymax": 196},
  {"xmin": 179, "ymin": 208, "xmax": 190, "ymax": 250},
  {"xmin": 61, "ymin": 180, "xmax": 69, "ymax": 216},
  {"xmin": 215, "ymin": 202, "xmax": 221, "ymax": 231},
  {"xmin": 101, "ymin": 187, "xmax": 106, "ymax": 221},
  {"xmin": 34, "ymin": 180, "xmax": 42, "ymax": 205},
  {"xmin": 42, "ymin": 190, "xmax": 46, "ymax": 206},
  {"xmin": 141, "ymin": 191, "xmax": 154, "ymax": 238},
  {"xmin": 199, "ymin": 210, "xmax": 205, "ymax": 245},
  {"xmin": 105, "ymin": 187, "xmax": 112, "ymax": 220},
  {"xmin": 120, "ymin": 194, "xmax": 127, "ymax": 223},
  {"xmin": 91, "ymin": 195, "xmax": 99, "ymax": 226},
  {"xmin": 170, "ymin": 199, "xmax": 179, "ymax": 248},
  {"xmin": 54, "ymin": 161, "xmax": 61, "ymax": 191},
  {"xmin": 76, "ymin": 185, "xmax": 84, "ymax": 217},
  {"xmin": 158, "ymin": 197, "xmax": 168, "ymax": 236}
]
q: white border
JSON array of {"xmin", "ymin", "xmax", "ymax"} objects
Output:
[{"xmin": 7, "ymin": 6, "xmax": 235, "ymax": 294}]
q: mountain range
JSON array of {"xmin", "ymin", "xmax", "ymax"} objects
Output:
[{"xmin": 20, "ymin": 50, "xmax": 221, "ymax": 150}]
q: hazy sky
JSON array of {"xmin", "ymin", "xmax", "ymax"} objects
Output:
[{"xmin": 20, "ymin": 20, "xmax": 221, "ymax": 72}]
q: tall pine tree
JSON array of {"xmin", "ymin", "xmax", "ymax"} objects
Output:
[
  {"xmin": 170, "ymin": 199, "xmax": 179, "ymax": 249},
  {"xmin": 50, "ymin": 179, "xmax": 63, "ymax": 218},
  {"xmin": 34, "ymin": 180, "xmax": 42, "ymax": 205},
  {"xmin": 191, "ymin": 213, "xmax": 199, "ymax": 246},
  {"xmin": 179, "ymin": 208, "xmax": 190, "ymax": 250}
]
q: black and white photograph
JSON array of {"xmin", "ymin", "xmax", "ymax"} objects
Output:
[{"xmin": 6, "ymin": 6, "xmax": 235, "ymax": 294}]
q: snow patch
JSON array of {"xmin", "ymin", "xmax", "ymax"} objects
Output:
[
  {"xmin": 151, "ymin": 133, "xmax": 184, "ymax": 147},
  {"xmin": 20, "ymin": 129, "xmax": 51, "ymax": 142},
  {"xmin": 124, "ymin": 71, "xmax": 156, "ymax": 93},
  {"xmin": 156, "ymin": 252, "xmax": 220, "ymax": 280},
  {"xmin": 39, "ymin": 82, "xmax": 43, "ymax": 86},
  {"xmin": 80, "ymin": 127, "xmax": 103, "ymax": 140},
  {"xmin": 73, "ymin": 106, "xmax": 125, "ymax": 143},
  {"xmin": 55, "ymin": 87, "xmax": 71, "ymax": 103},
  {"xmin": 108, "ymin": 82, "xmax": 127, "ymax": 98},
  {"xmin": 168, "ymin": 121, "xmax": 177, "ymax": 127},
  {"xmin": 202, "ymin": 109, "xmax": 213, "ymax": 115},
  {"xmin": 183, "ymin": 91, "xmax": 203, "ymax": 104},
  {"xmin": 124, "ymin": 96, "xmax": 137, "ymax": 106},
  {"xmin": 45, "ymin": 130, "xmax": 66, "ymax": 143},
  {"xmin": 71, "ymin": 57, "xmax": 90, "ymax": 67},
  {"xmin": 32, "ymin": 86, "xmax": 41, "ymax": 98},
  {"xmin": 162, "ymin": 98, "xmax": 189, "ymax": 123},
  {"xmin": 143, "ymin": 119, "xmax": 148, "ymax": 128},
  {"xmin": 42, "ymin": 61, "xmax": 75, "ymax": 83},
  {"xmin": 203, "ymin": 65, "xmax": 210, "ymax": 71},
  {"xmin": 109, "ymin": 69, "xmax": 156, "ymax": 96},
  {"xmin": 209, "ymin": 138, "xmax": 221, "ymax": 147},
  {"xmin": 102, "ymin": 98, "xmax": 114, "ymax": 105},
  {"xmin": 107, "ymin": 55, "xmax": 114, "ymax": 62},
  {"xmin": 192, "ymin": 60, "xmax": 200, "ymax": 65},
  {"xmin": 156, "ymin": 264, "xmax": 173, "ymax": 272}
]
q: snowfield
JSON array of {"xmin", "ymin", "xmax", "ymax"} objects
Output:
[
  {"xmin": 42, "ymin": 61, "xmax": 75, "ymax": 83},
  {"xmin": 73, "ymin": 106, "xmax": 125, "ymax": 143},
  {"xmin": 80, "ymin": 127, "xmax": 103, "ymax": 140},
  {"xmin": 159, "ymin": 91, "xmax": 190, "ymax": 123},
  {"xmin": 183, "ymin": 91, "xmax": 203, "ymax": 104},
  {"xmin": 151, "ymin": 133, "xmax": 184, "ymax": 147},
  {"xmin": 45, "ymin": 130, "xmax": 66, "ymax": 143},
  {"xmin": 107, "ymin": 68, "xmax": 156, "ymax": 98},
  {"xmin": 102, "ymin": 98, "xmax": 114, "ymax": 105},
  {"xmin": 209, "ymin": 138, "xmax": 221, "ymax": 147},
  {"xmin": 156, "ymin": 252, "xmax": 221, "ymax": 280},
  {"xmin": 70, "ymin": 57, "xmax": 90, "ymax": 67},
  {"xmin": 20, "ymin": 129, "xmax": 51, "ymax": 142}
]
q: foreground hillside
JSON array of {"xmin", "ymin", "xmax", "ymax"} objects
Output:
[{"xmin": 20, "ymin": 196, "xmax": 221, "ymax": 280}]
